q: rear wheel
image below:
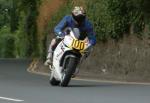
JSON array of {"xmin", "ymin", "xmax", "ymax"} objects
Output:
[{"xmin": 60, "ymin": 57, "xmax": 78, "ymax": 87}]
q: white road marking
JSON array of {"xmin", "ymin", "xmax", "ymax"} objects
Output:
[{"xmin": 0, "ymin": 96, "xmax": 24, "ymax": 102}]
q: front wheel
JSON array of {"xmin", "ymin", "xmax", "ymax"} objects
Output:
[
  {"xmin": 49, "ymin": 71, "xmax": 60, "ymax": 86},
  {"xmin": 60, "ymin": 57, "xmax": 78, "ymax": 87}
]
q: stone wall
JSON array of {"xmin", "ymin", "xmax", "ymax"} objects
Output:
[{"xmin": 79, "ymin": 35, "xmax": 150, "ymax": 82}]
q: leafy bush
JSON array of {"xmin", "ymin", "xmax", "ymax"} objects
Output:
[
  {"xmin": 0, "ymin": 27, "xmax": 15, "ymax": 58},
  {"xmin": 2, "ymin": 35, "xmax": 15, "ymax": 58},
  {"xmin": 47, "ymin": 0, "xmax": 150, "ymax": 41}
]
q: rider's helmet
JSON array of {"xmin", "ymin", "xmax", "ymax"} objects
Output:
[{"xmin": 72, "ymin": 6, "xmax": 86, "ymax": 26}]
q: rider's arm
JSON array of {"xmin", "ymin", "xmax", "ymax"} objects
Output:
[
  {"xmin": 86, "ymin": 22, "xmax": 96, "ymax": 46},
  {"xmin": 54, "ymin": 16, "xmax": 68, "ymax": 36}
]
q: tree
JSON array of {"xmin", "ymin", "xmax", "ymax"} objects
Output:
[
  {"xmin": 0, "ymin": 0, "xmax": 10, "ymax": 29},
  {"xmin": 19, "ymin": 0, "xmax": 40, "ymax": 57},
  {"xmin": 10, "ymin": 0, "xmax": 19, "ymax": 33}
]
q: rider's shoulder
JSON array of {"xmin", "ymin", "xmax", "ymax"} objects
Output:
[
  {"xmin": 84, "ymin": 19, "xmax": 93, "ymax": 28},
  {"xmin": 63, "ymin": 15, "xmax": 72, "ymax": 20}
]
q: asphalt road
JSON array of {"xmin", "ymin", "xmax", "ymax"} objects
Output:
[{"xmin": 0, "ymin": 59, "xmax": 150, "ymax": 103}]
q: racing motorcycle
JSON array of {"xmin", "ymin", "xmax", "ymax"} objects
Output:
[{"xmin": 49, "ymin": 28, "xmax": 90, "ymax": 87}]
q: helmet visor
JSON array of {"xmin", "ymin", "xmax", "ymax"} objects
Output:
[{"xmin": 73, "ymin": 14, "xmax": 86, "ymax": 24}]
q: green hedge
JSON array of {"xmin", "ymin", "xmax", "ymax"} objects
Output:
[
  {"xmin": 2, "ymin": 35, "xmax": 15, "ymax": 58},
  {"xmin": 0, "ymin": 27, "xmax": 15, "ymax": 58},
  {"xmin": 86, "ymin": 0, "xmax": 149, "ymax": 40},
  {"xmin": 47, "ymin": 0, "xmax": 150, "ymax": 41}
]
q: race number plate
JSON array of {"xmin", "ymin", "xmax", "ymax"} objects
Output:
[{"xmin": 71, "ymin": 39, "xmax": 85, "ymax": 50}]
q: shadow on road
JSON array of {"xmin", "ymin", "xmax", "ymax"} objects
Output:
[{"xmin": 68, "ymin": 83, "xmax": 123, "ymax": 88}]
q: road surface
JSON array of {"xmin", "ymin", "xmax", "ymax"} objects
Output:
[{"xmin": 0, "ymin": 59, "xmax": 150, "ymax": 103}]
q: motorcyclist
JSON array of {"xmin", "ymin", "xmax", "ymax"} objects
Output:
[{"xmin": 45, "ymin": 6, "xmax": 96, "ymax": 66}]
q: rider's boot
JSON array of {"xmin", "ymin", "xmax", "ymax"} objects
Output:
[
  {"xmin": 44, "ymin": 39, "xmax": 57, "ymax": 66},
  {"xmin": 44, "ymin": 52, "xmax": 53, "ymax": 66},
  {"xmin": 44, "ymin": 37, "xmax": 62, "ymax": 66}
]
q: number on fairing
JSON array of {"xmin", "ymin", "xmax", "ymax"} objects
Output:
[{"xmin": 71, "ymin": 39, "xmax": 85, "ymax": 50}]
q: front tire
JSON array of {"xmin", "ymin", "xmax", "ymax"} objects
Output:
[
  {"xmin": 49, "ymin": 71, "xmax": 60, "ymax": 86},
  {"xmin": 60, "ymin": 57, "xmax": 78, "ymax": 87}
]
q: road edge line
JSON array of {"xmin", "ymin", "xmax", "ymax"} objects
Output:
[{"xmin": 27, "ymin": 68, "xmax": 150, "ymax": 86}]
